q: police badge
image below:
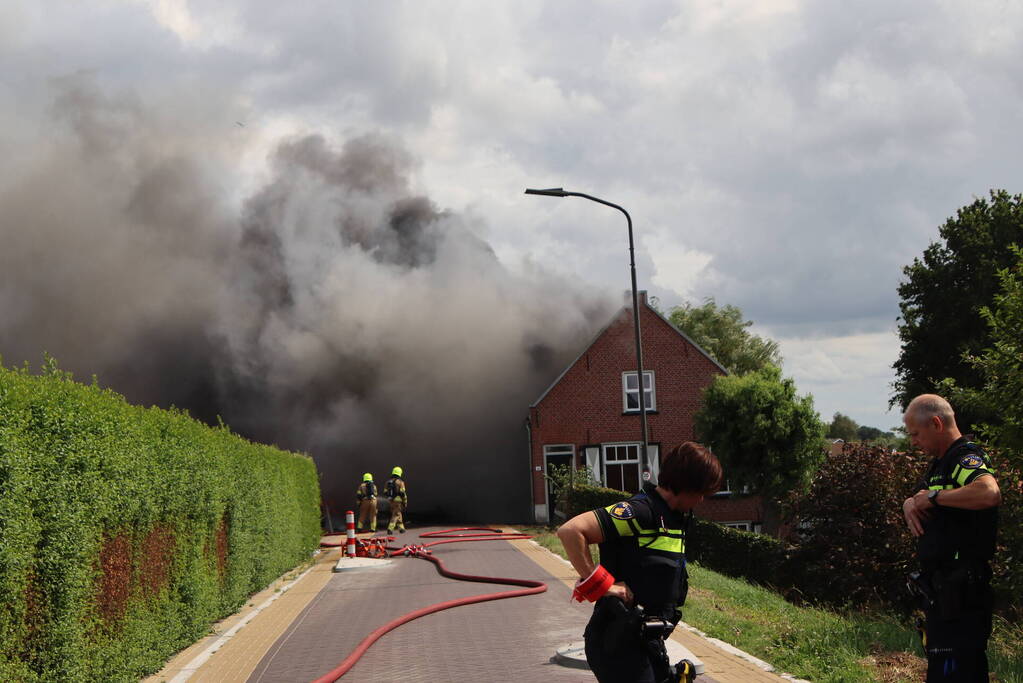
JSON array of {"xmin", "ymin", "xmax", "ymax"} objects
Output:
[{"xmin": 609, "ymin": 502, "xmax": 635, "ymax": 519}]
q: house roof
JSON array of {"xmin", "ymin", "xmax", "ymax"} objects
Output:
[{"xmin": 529, "ymin": 292, "xmax": 729, "ymax": 408}]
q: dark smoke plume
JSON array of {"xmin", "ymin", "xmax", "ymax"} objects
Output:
[{"xmin": 0, "ymin": 78, "xmax": 614, "ymax": 521}]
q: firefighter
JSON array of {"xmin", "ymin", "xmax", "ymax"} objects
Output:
[
  {"xmin": 557, "ymin": 442, "xmax": 721, "ymax": 683},
  {"xmin": 902, "ymin": 394, "xmax": 1001, "ymax": 682},
  {"xmin": 355, "ymin": 472, "xmax": 378, "ymax": 533},
  {"xmin": 385, "ymin": 466, "xmax": 407, "ymax": 533}
]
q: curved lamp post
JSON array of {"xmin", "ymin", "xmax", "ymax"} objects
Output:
[{"xmin": 525, "ymin": 188, "xmax": 650, "ymax": 482}]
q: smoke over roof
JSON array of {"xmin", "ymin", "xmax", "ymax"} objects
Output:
[{"xmin": 0, "ymin": 78, "xmax": 615, "ymax": 521}]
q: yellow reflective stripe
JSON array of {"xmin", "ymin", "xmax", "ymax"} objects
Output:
[
  {"xmin": 927, "ymin": 484, "xmax": 956, "ymax": 490},
  {"xmin": 610, "ymin": 516, "xmax": 635, "ymax": 537},
  {"xmin": 645, "ymin": 535, "xmax": 684, "ymax": 553},
  {"xmin": 958, "ymin": 467, "xmax": 994, "ymax": 486}
]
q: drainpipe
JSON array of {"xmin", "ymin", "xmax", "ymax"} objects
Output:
[{"xmin": 525, "ymin": 416, "xmax": 535, "ymax": 523}]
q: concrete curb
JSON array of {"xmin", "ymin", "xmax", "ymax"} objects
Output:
[
  {"xmin": 675, "ymin": 623, "xmax": 811, "ymax": 683},
  {"xmin": 165, "ymin": 552, "xmax": 321, "ymax": 678},
  {"xmin": 522, "ymin": 537, "xmax": 811, "ymax": 683}
]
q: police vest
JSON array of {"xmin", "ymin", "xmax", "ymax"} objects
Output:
[
  {"xmin": 594, "ymin": 483, "xmax": 689, "ymax": 619},
  {"xmin": 918, "ymin": 438, "xmax": 998, "ymax": 567}
]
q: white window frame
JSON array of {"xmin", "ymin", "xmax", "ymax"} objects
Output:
[
  {"xmin": 622, "ymin": 371, "xmax": 656, "ymax": 413},
  {"xmin": 722, "ymin": 521, "xmax": 753, "ymax": 532},
  {"xmin": 602, "ymin": 442, "xmax": 642, "ymax": 493}
]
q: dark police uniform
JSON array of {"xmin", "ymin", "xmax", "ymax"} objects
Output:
[
  {"xmin": 917, "ymin": 437, "xmax": 998, "ymax": 682},
  {"xmin": 584, "ymin": 483, "xmax": 689, "ymax": 683}
]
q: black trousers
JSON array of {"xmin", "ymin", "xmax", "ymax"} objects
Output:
[
  {"xmin": 924, "ymin": 607, "xmax": 992, "ymax": 683},
  {"xmin": 583, "ymin": 598, "xmax": 672, "ymax": 683},
  {"xmin": 925, "ymin": 648, "xmax": 988, "ymax": 683},
  {"xmin": 584, "ymin": 632, "xmax": 658, "ymax": 683},
  {"xmin": 921, "ymin": 566, "xmax": 993, "ymax": 683}
]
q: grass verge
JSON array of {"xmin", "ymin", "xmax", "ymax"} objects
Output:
[{"xmin": 513, "ymin": 525, "xmax": 1022, "ymax": 682}]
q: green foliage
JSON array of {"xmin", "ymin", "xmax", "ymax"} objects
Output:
[
  {"xmin": 0, "ymin": 359, "xmax": 320, "ymax": 681},
  {"xmin": 687, "ymin": 517, "xmax": 791, "ymax": 588},
  {"xmin": 683, "ymin": 563, "xmax": 923, "ymax": 683},
  {"xmin": 855, "ymin": 425, "xmax": 895, "ymax": 443},
  {"xmin": 893, "ymin": 189, "xmax": 1023, "ymax": 430},
  {"xmin": 557, "ymin": 480, "xmax": 631, "ymax": 520},
  {"xmin": 947, "ymin": 244, "xmax": 1023, "ymax": 453},
  {"xmin": 695, "ymin": 364, "xmax": 826, "ymax": 499},
  {"xmin": 827, "ymin": 412, "xmax": 859, "ymax": 441},
  {"xmin": 667, "ymin": 298, "xmax": 782, "ymax": 375},
  {"xmin": 937, "ymin": 245, "xmax": 1023, "ymax": 618}
]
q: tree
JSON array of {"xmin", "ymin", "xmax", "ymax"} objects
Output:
[
  {"xmin": 941, "ymin": 246, "xmax": 1023, "ymax": 612},
  {"xmin": 826, "ymin": 412, "xmax": 859, "ymax": 441},
  {"xmin": 694, "ymin": 364, "xmax": 826, "ymax": 500},
  {"xmin": 950, "ymin": 245, "xmax": 1023, "ymax": 452},
  {"xmin": 893, "ymin": 189, "xmax": 1023, "ymax": 430},
  {"xmin": 855, "ymin": 425, "xmax": 891, "ymax": 443},
  {"xmin": 668, "ymin": 298, "xmax": 781, "ymax": 375}
]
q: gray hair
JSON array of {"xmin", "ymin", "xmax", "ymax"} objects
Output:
[{"xmin": 905, "ymin": 394, "xmax": 956, "ymax": 427}]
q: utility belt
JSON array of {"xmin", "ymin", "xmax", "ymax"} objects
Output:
[
  {"xmin": 906, "ymin": 561, "xmax": 992, "ymax": 621},
  {"xmin": 590, "ymin": 598, "xmax": 694, "ymax": 683}
]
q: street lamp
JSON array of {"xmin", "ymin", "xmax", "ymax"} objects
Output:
[{"xmin": 525, "ymin": 188, "xmax": 650, "ymax": 482}]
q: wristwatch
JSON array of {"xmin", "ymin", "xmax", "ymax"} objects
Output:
[{"xmin": 927, "ymin": 490, "xmax": 941, "ymax": 507}]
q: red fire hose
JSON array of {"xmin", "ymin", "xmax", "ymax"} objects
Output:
[{"xmin": 311, "ymin": 528, "xmax": 546, "ymax": 682}]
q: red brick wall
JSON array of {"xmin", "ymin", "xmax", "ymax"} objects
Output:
[
  {"xmin": 695, "ymin": 496, "xmax": 763, "ymax": 524},
  {"xmin": 529, "ymin": 297, "xmax": 724, "ymax": 506}
]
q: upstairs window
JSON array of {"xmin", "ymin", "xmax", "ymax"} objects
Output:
[{"xmin": 622, "ymin": 371, "xmax": 655, "ymax": 413}]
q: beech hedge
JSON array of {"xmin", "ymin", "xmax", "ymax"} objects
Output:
[{"xmin": 0, "ymin": 359, "xmax": 320, "ymax": 682}]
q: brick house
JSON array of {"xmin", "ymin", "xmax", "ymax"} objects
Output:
[{"xmin": 526, "ymin": 291, "xmax": 732, "ymax": 523}]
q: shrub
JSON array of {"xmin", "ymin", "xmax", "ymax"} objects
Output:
[
  {"xmin": 557, "ymin": 481, "xmax": 631, "ymax": 521},
  {"xmin": 783, "ymin": 443, "xmax": 927, "ymax": 608},
  {"xmin": 0, "ymin": 360, "xmax": 320, "ymax": 681},
  {"xmin": 988, "ymin": 455, "xmax": 1022, "ymax": 619},
  {"xmin": 686, "ymin": 518, "xmax": 792, "ymax": 588}
]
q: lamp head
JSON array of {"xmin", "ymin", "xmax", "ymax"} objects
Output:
[{"xmin": 524, "ymin": 187, "xmax": 568, "ymax": 197}]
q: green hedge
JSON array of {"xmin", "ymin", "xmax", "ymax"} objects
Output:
[
  {"xmin": 0, "ymin": 360, "xmax": 320, "ymax": 682},
  {"xmin": 686, "ymin": 517, "xmax": 792, "ymax": 588}
]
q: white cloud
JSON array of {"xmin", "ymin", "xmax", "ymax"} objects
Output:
[
  {"xmin": 645, "ymin": 232, "xmax": 714, "ymax": 300},
  {"xmin": 774, "ymin": 330, "xmax": 903, "ymax": 429}
]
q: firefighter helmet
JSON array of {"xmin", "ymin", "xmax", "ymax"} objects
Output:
[
  {"xmin": 363, "ymin": 472, "xmax": 373, "ymax": 482},
  {"xmin": 392, "ymin": 466, "xmax": 403, "ymax": 477}
]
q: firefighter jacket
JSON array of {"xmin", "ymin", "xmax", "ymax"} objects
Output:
[
  {"xmin": 356, "ymin": 481, "xmax": 377, "ymax": 501},
  {"xmin": 918, "ymin": 437, "xmax": 998, "ymax": 569},
  {"xmin": 594, "ymin": 482, "xmax": 689, "ymax": 621}
]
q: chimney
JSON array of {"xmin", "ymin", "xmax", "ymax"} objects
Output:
[{"xmin": 623, "ymin": 290, "xmax": 648, "ymax": 308}]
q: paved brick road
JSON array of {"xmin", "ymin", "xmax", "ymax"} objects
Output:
[{"xmin": 246, "ymin": 528, "xmax": 719, "ymax": 683}]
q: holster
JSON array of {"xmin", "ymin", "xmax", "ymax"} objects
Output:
[
  {"xmin": 594, "ymin": 598, "xmax": 685, "ymax": 682},
  {"xmin": 595, "ymin": 598, "xmax": 642, "ymax": 653},
  {"xmin": 905, "ymin": 571, "xmax": 936, "ymax": 611}
]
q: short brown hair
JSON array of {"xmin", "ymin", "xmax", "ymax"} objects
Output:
[{"xmin": 658, "ymin": 442, "xmax": 723, "ymax": 495}]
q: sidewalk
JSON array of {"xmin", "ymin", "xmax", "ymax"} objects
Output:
[{"xmin": 147, "ymin": 528, "xmax": 794, "ymax": 683}]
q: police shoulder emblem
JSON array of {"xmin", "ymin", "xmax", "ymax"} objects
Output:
[
  {"xmin": 609, "ymin": 502, "xmax": 635, "ymax": 520},
  {"xmin": 960, "ymin": 453, "xmax": 985, "ymax": 469}
]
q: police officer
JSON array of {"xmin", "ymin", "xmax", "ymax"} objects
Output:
[
  {"xmin": 557, "ymin": 442, "xmax": 722, "ymax": 683},
  {"xmin": 385, "ymin": 466, "xmax": 407, "ymax": 533},
  {"xmin": 355, "ymin": 473, "xmax": 378, "ymax": 533},
  {"xmin": 902, "ymin": 394, "xmax": 1001, "ymax": 682}
]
